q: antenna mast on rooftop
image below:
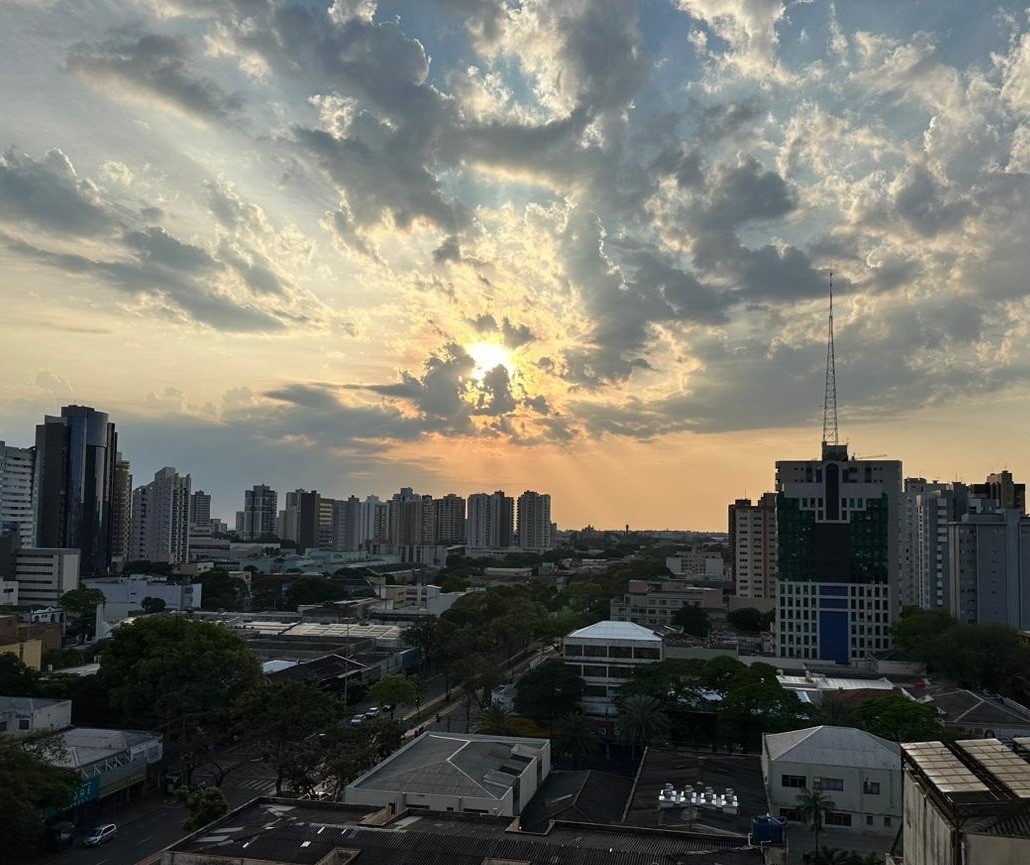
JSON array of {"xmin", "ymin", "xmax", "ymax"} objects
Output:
[{"xmin": 822, "ymin": 272, "xmax": 839, "ymax": 447}]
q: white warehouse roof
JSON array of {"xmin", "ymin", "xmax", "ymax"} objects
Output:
[
  {"xmin": 566, "ymin": 621, "xmax": 662, "ymax": 642},
  {"xmin": 764, "ymin": 725, "xmax": 900, "ymax": 771}
]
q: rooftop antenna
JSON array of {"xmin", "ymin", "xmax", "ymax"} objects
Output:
[{"xmin": 822, "ymin": 271, "xmax": 839, "ymax": 448}]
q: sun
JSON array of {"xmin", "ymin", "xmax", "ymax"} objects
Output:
[{"xmin": 467, "ymin": 341, "xmax": 516, "ymax": 381}]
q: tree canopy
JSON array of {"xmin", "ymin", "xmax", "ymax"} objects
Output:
[
  {"xmin": 514, "ymin": 659, "xmax": 585, "ymax": 729},
  {"xmin": 234, "ymin": 680, "xmax": 342, "ymax": 794},
  {"xmin": 853, "ymin": 695, "xmax": 943, "ymax": 742},
  {"xmin": 670, "ymin": 604, "xmax": 711, "ymax": 637},
  {"xmin": 0, "ymin": 735, "xmax": 79, "ymax": 864},
  {"xmin": 368, "ymin": 674, "xmax": 418, "ymax": 717},
  {"xmin": 59, "ymin": 587, "xmax": 105, "ymax": 639},
  {"xmin": 98, "ymin": 616, "xmax": 263, "ymax": 729}
]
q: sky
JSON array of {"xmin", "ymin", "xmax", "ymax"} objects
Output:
[{"xmin": 3, "ymin": 0, "xmax": 1030, "ymax": 531}]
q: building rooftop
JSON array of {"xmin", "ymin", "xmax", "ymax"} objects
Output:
[
  {"xmin": 566, "ymin": 621, "xmax": 662, "ymax": 642},
  {"xmin": 348, "ymin": 732, "xmax": 546, "ymax": 800},
  {"xmin": 912, "ymin": 687, "xmax": 1030, "ymax": 731},
  {"xmin": 623, "ymin": 748, "xmax": 767, "ymax": 835},
  {"xmin": 764, "ymin": 726, "xmax": 900, "ymax": 771},
  {"xmin": 167, "ymin": 797, "xmax": 766, "ymax": 865},
  {"xmin": 519, "ymin": 769, "xmax": 635, "ymax": 831},
  {"xmin": 50, "ymin": 727, "xmax": 162, "ymax": 770},
  {"xmin": 0, "ymin": 696, "xmax": 69, "ymax": 712}
]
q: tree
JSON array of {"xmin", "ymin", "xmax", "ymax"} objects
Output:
[
  {"xmin": 671, "ymin": 603, "xmax": 711, "ymax": 637},
  {"xmin": 288, "ymin": 576, "xmax": 346, "ymax": 609},
  {"xmin": 402, "ymin": 616, "xmax": 442, "ymax": 673},
  {"xmin": 891, "ymin": 607, "xmax": 958, "ymax": 654},
  {"xmin": 555, "ymin": 711, "xmax": 602, "ymax": 768},
  {"xmin": 0, "ymin": 653, "xmax": 41, "ymax": 697},
  {"xmin": 98, "ymin": 616, "xmax": 262, "ymax": 782},
  {"xmin": 140, "ymin": 596, "xmax": 167, "ymax": 615},
  {"xmin": 514, "ymin": 659, "xmax": 585, "ymax": 732},
  {"xmin": 726, "ymin": 607, "xmax": 767, "ymax": 633},
  {"xmin": 59, "ymin": 587, "xmax": 105, "ymax": 639},
  {"xmin": 0, "ymin": 735, "xmax": 79, "ymax": 863},
  {"xmin": 175, "ymin": 785, "xmax": 229, "ymax": 831},
  {"xmin": 233, "ymin": 680, "xmax": 342, "ymax": 795},
  {"xmin": 476, "ymin": 702, "xmax": 521, "ymax": 736},
  {"xmin": 368, "ymin": 674, "xmax": 418, "ymax": 718},
  {"xmin": 197, "ymin": 570, "xmax": 248, "ymax": 611},
  {"xmin": 809, "ymin": 695, "xmax": 857, "ymax": 728},
  {"xmin": 795, "ymin": 787, "xmax": 836, "ymax": 853},
  {"xmin": 853, "ymin": 695, "xmax": 943, "ymax": 742},
  {"xmin": 617, "ymin": 694, "xmax": 671, "ymax": 756}
]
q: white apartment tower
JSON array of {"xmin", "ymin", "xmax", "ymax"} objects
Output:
[
  {"xmin": 467, "ymin": 490, "xmax": 514, "ymax": 550},
  {"xmin": 130, "ymin": 467, "xmax": 191, "ymax": 564},
  {"xmin": 516, "ymin": 491, "xmax": 553, "ymax": 552},
  {"xmin": 729, "ymin": 493, "xmax": 778, "ymax": 600},
  {"xmin": 0, "ymin": 442, "xmax": 35, "ymax": 546}
]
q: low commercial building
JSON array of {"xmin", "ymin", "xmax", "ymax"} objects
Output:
[
  {"xmin": 345, "ymin": 731, "xmax": 550, "ymax": 817},
  {"xmin": 164, "ymin": 797, "xmax": 766, "ymax": 865},
  {"xmin": 610, "ymin": 579, "xmax": 724, "ymax": 629},
  {"xmin": 902, "ymin": 738, "xmax": 1030, "ymax": 865},
  {"xmin": 84, "ymin": 574, "xmax": 202, "ymax": 620},
  {"xmin": 762, "ymin": 726, "xmax": 901, "ymax": 832},
  {"xmin": 0, "ymin": 696, "xmax": 72, "ymax": 736},
  {"xmin": 563, "ymin": 620, "xmax": 663, "ymax": 716},
  {"xmin": 776, "ymin": 671, "xmax": 896, "ymax": 705}
]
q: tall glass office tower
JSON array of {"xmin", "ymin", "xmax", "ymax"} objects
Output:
[{"xmin": 33, "ymin": 405, "xmax": 118, "ymax": 576}]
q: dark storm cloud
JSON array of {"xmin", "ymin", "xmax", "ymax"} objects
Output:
[
  {"xmin": 66, "ymin": 33, "xmax": 243, "ymax": 121},
  {"xmin": 0, "ymin": 148, "xmax": 112, "ymax": 236},
  {"xmin": 701, "ymin": 155, "xmax": 798, "ymax": 230},
  {"xmin": 294, "ymin": 122, "xmax": 467, "ymax": 231},
  {"xmin": 891, "ymin": 165, "xmax": 970, "ymax": 237}
]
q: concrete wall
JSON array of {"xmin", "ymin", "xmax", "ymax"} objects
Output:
[
  {"xmin": 0, "ymin": 698, "xmax": 72, "ymax": 737},
  {"xmin": 966, "ymin": 832, "xmax": 1030, "ymax": 865},
  {"xmin": 0, "ymin": 637, "xmax": 43, "ymax": 670},
  {"xmin": 766, "ymin": 758, "xmax": 901, "ymax": 830},
  {"xmin": 902, "ymin": 772, "xmax": 956, "ymax": 865}
]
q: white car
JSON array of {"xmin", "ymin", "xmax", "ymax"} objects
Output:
[
  {"xmin": 348, "ymin": 714, "xmax": 365, "ymax": 726},
  {"xmin": 83, "ymin": 824, "xmax": 117, "ymax": 847},
  {"xmin": 365, "ymin": 706, "xmax": 381, "ymax": 719}
]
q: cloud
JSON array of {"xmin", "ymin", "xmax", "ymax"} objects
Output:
[
  {"xmin": 66, "ymin": 32, "xmax": 242, "ymax": 121},
  {"xmin": 0, "ymin": 148, "xmax": 111, "ymax": 236}
]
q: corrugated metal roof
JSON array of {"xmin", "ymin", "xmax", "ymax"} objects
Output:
[
  {"xmin": 566, "ymin": 621, "xmax": 662, "ymax": 642},
  {"xmin": 764, "ymin": 725, "xmax": 900, "ymax": 770}
]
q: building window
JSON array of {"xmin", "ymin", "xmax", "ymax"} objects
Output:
[
  {"xmin": 884, "ymin": 816, "xmax": 892, "ymax": 827},
  {"xmin": 781, "ymin": 775, "xmax": 806, "ymax": 789},
  {"xmin": 862, "ymin": 780, "xmax": 881, "ymax": 795},
  {"xmin": 779, "ymin": 808, "xmax": 799, "ymax": 821},
  {"xmin": 19, "ymin": 719, "xmax": 30, "ymax": 730},
  {"xmin": 866, "ymin": 816, "xmax": 873, "ymax": 826},
  {"xmin": 825, "ymin": 812, "xmax": 852, "ymax": 827},
  {"xmin": 817, "ymin": 777, "xmax": 844, "ymax": 792}
]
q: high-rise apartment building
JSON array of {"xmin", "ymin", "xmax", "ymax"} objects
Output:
[
  {"xmin": 970, "ymin": 471, "xmax": 1025, "ymax": 513},
  {"xmin": 516, "ymin": 490, "xmax": 553, "ymax": 551},
  {"xmin": 238, "ymin": 484, "xmax": 277, "ymax": 541},
  {"xmin": 775, "ymin": 443, "xmax": 903, "ymax": 664},
  {"xmin": 0, "ymin": 442, "xmax": 35, "ymax": 546},
  {"xmin": 728, "ymin": 493, "xmax": 778, "ymax": 600},
  {"xmin": 433, "ymin": 494, "xmax": 466, "ymax": 545},
  {"xmin": 332, "ymin": 496, "xmax": 363, "ymax": 551},
  {"xmin": 129, "ymin": 467, "xmax": 191, "ymax": 564},
  {"xmin": 467, "ymin": 490, "xmax": 514, "ymax": 550},
  {"xmin": 33, "ymin": 405, "xmax": 118, "ymax": 576},
  {"xmin": 110, "ymin": 454, "xmax": 132, "ymax": 565},
  {"xmin": 387, "ymin": 488, "xmax": 424, "ymax": 546},
  {"xmin": 189, "ymin": 490, "xmax": 211, "ymax": 529},
  {"xmin": 10, "ymin": 546, "xmax": 81, "ymax": 605},
  {"xmin": 901, "ymin": 479, "xmax": 970, "ymax": 610},
  {"xmin": 948, "ymin": 510, "xmax": 1030, "ymax": 629}
]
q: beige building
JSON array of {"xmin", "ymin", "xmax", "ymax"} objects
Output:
[{"xmin": 729, "ymin": 493, "xmax": 778, "ymax": 599}]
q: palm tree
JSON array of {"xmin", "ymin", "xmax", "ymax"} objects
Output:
[
  {"xmin": 476, "ymin": 702, "xmax": 521, "ymax": 736},
  {"xmin": 795, "ymin": 787, "xmax": 836, "ymax": 855},
  {"xmin": 616, "ymin": 694, "xmax": 671, "ymax": 757},
  {"xmin": 555, "ymin": 712, "xmax": 601, "ymax": 768}
]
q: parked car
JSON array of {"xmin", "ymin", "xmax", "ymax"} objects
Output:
[
  {"xmin": 381, "ymin": 704, "xmax": 394, "ymax": 714},
  {"xmin": 365, "ymin": 706, "xmax": 381, "ymax": 719},
  {"xmin": 348, "ymin": 714, "xmax": 365, "ymax": 726},
  {"xmin": 83, "ymin": 824, "xmax": 117, "ymax": 847}
]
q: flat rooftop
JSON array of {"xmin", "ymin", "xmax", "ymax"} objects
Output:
[
  {"xmin": 348, "ymin": 732, "xmax": 546, "ymax": 800},
  {"xmin": 167, "ymin": 798, "xmax": 765, "ymax": 865},
  {"xmin": 623, "ymin": 748, "xmax": 767, "ymax": 836}
]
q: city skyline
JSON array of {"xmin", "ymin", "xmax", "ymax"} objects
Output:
[{"xmin": 4, "ymin": 2, "xmax": 1030, "ymax": 529}]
